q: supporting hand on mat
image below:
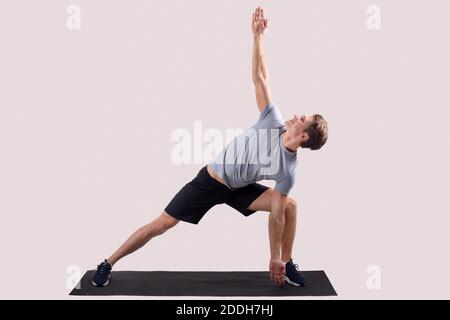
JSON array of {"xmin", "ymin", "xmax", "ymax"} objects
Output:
[
  {"xmin": 269, "ymin": 257, "xmax": 285, "ymax": 286},
  {"xmin": 252, "ymin": 6, "xmax": 268, "ymax": 37}
]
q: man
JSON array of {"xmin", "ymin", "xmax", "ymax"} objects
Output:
[{"xmin": 92, "ymin": 7, "xmax": 328, "ymax": 288}]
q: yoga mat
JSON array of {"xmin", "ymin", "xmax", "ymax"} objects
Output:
[{"xmin": 70, "ymin": 270, "xmax": 337, "ymax": 296}]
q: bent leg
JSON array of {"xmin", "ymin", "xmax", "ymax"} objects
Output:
[
  {"xmin": 281, "ymin": 198, "xmax": 297, "ymax": 262},
  {"xmin": 246, "ymin": 188, "xmax": 274, "ymax": 212},
  {"xmin": 247, "ymin": 189, "xmax": 297, "ymax": 262},
  {"xmin": 107, "ymin": 211, "xmax": 179, "ymax": 266}
]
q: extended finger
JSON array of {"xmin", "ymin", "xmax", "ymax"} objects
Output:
[{"xmin": 277, "ymin": 273, "xmax": 284, "ymax": 286}]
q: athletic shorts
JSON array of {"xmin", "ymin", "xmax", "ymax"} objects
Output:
[{"xmin": 164, "ymin": 165, "xmax": 270, "ymax": 224}]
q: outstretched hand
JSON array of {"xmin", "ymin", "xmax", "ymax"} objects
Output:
[
  {"xmin": 252, "ymin": 6, "xmax": 268, "ymax": 37},
  {"xmin": 269, "ymin": 257, "xmax": 285, "ymax": 287}
]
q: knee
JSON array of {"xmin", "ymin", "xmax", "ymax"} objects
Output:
[
  {"xmin": 286, "ymin": 198, "xmax": 297, "ymax": 215},
  {"xmin": 155, "ymin": 212, "xmax": 179, "ymax": 234}
]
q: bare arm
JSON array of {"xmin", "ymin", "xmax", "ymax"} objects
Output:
[
  {"xmin": 252, "ymin": 35, "xmax": 269, "ymax": 82},
  {"xmin": 268, "ymin": 189, "xmax": 287, "ymax": 286},
  {"xmin": 251, "ymin": 7, "xmax": 272, "ymax": 112}
]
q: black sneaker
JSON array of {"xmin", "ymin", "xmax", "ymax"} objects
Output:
[
  {"xmin": 284, "ymin": 259, "xmax": 306, "ymax": 287},
  {"xmin": 92, "ymin": 259, "xmax": 112, "ymax": 287}
]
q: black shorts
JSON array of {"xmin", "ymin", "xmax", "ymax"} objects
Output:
[{"xmin": 164, "ymin": 165, "xmax": 270, "ymax": 224}]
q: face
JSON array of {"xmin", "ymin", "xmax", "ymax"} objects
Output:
[{"xmin": 284, "ymin": 114, "xmax": 314, "ymax": 142}]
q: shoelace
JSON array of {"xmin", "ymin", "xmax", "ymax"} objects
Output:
[
  {"xmin": 97, "ymin": 262, "xmax": 110, "ymax": 275},
  {"xmin": 288, "ymin": 261, "xmax": 301, "ymax": 274}
]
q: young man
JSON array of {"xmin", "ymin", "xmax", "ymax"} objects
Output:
[{"xmin": 92, "ymin": 7, "xmax": 328, "ymax": 288}]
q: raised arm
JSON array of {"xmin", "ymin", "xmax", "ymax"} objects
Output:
[
  {"xmin": 268, "ymin": 189, "xmax": 287, "ymax": 286},
  {"xmin": 251, "ymin": 7, "xmax": 272, "ymax": 112}
]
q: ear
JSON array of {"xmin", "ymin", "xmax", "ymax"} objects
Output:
[{"xmin": 300, "ymin": 132, "xmax": 309, "ymax": 143}]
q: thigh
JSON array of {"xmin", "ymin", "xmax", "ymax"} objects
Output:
[
  {"xmin": 225, "ymin": 183, "xmax": 272, "ymax": 216},
  {"xmin": 246, "ymin": 187, "xmax": 274, "ymax": 212},
  {"xmin": 160, "ymin": 211, "xmax": 180, "ymax": 227},
  {"xmin": 164, "ymin": 183, "xmax": 217, "ymax": 224},
  {"xmin": 164, "ymin": 166, "xmax": 229, "ymax": 224}
]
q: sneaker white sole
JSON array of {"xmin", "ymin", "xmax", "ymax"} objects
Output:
[
  {"xmin": 92, "ymin": 275, "xmax": 110, "ymax": 287},
  {"xmin": 284, "ymin": 275, "xmax": 302, "ymax": 287}
]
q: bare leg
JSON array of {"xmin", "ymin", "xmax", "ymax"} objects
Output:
[
  {"xmin": 246, "ymin": 189, "xmax": 298, "ymax": 263},
  {"xmin": 107, "ymin": 211, "xmax": 179, "ymax": 266},
  {"xmin": 281, "ymin": 198, "xmax": 297, "ymax": 262}
]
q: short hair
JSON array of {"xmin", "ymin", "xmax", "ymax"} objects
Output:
[{"xmin": 301, "ymin": 114, "xmax": 328, "ymax": 150}]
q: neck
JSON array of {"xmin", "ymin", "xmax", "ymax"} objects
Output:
[{"xmin": 282, "ymin": 131, "xmax": 298, "ymax": 153}]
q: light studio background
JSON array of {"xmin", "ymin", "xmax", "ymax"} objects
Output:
[{"xmin": 0, "ymin": 0, "xmax": 449, "ymax": 299}]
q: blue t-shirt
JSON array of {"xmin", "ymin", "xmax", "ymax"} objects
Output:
[{"xmin": 209, "ymin": 102, "xmax": 297, "ymax": 195}]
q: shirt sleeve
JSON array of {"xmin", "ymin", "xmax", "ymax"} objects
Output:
[
  {"xmin": 255, "ymin": 102, "xmax": 284, "ymax": 129},
  {"xmin": 274, "ymin": 173, "xmax": 295, "ymax": 196}
]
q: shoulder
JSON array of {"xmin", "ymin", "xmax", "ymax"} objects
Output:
[
  {"xmin": 255, "ymin": 102, "xmax": 284, "ymax": 128},
  {"xmin": 259, "ymin": 102, "xmax": 280, "ymax": 120}
]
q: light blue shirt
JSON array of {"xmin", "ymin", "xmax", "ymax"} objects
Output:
[{"xmin": 209, "ymin": 102, "xmax": 297, "ymax": 195}]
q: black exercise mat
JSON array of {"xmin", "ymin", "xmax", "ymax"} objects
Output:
[{"xmin": 69, "ymin": 270, "xmax": 337, "ymax": 296}]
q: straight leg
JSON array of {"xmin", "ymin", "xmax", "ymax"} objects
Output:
[{"xmin": 107, "ymin": 211, "xmax": 179, "ymax": 266}]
